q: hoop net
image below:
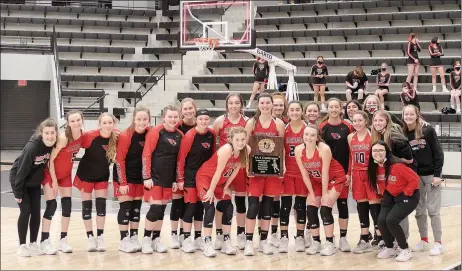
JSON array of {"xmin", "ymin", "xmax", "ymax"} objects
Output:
[{"xmin": 193, "ymin": 38, "xmax": 220, "ymax": 60}]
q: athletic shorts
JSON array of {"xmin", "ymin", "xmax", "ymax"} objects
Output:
[
  {"xmin": 113, "ymin": 182, "xmax": 144, "ymax": 198},
  {"xmin": 231, "ymin": 168, "xmax": 247, "ymax": 193},
  {"xmin": 183, "ymin": 187, "xmax": 201, "ymax": 204},
  {"xmin": 247, "ymin": 176, "xmax": 283, "ymax": 197},
  {"xmin": 282, "ymin": 176, "xmax": 308, "ymax": 195},
  {"xmin": 143, "ymin": 185, "xmax": 172, "ymax": 202},
  {"xmin": 42, "ymin": 173, "xmax": 72, "ymax": 188},
  {"xmin": 195, "ymin": 176, "xmax": 231, "ymax": 203},
  {"xmin": 73, "ymin": 175, "xmax": 108, "ymax": 193},
  {"xmin": 352, "ymin": 170, "xmax": 382, "ymax": 201},
  {"xmin": 172, "ymin": 187, "xmax": 183, "ymax": 196},
  {"xmin": 308, "ymin": 178, "xmax": 346, "ymax": 198}
]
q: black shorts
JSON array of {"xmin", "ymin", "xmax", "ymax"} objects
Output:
[
  {"xmin": 430, "ymin": 57, "xmax": 442, "ymax": 67},
  {"xmin": 407, "ymin": 57, "xmax": 419, "ymax": 65},
  {"xmin": 377, "ymin": 86, "xmax": 389, "ymax": 91},
  {"xmin": 254, "ymin": 76, "xmax": 266, "ymax": 83},
  {"xmin": 312, "ymin": 77, "xmax": 326, "ymax": 85}
]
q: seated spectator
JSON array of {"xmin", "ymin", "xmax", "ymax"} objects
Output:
[
  {"xmin": 450, "ymin": 61, "xmax": 461, "ymax": 113},
  {"xmin": 400, "ymin": 82, "xmax": 420, "ymax": 111},
  {"xmin": 346, "ymin": 67, "xmax": 368, "ymax": 102},
  {"xmin": 375, "ymin": 63, "xmax": 392, "ymax": 110}
]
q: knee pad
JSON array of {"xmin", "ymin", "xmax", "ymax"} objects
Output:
[
  {"xmin": 170, "ymin": 198, "xmax": 183, "ymax": 221},
  {"xmin": 203, "ymin": 202, "xmax": 215, "ymax": 228},
  {"xmin": 306, "ymin": 205, "xmax": 320, "ymax": 229},
  {"xmin": 161, "ymin": 204, "xmax": 167, "ymax": 218},
  {"xmin": 320, "ymin": 206, "xmax": 334, "ymax": 226},
  {"xmin": 43, "ymin": 199, "xmax": 57, "ymax": 220},
  {"xmin": 194, "ymin": 202, "xmax": 204, "ymax": 222},
  {"xmin": 118, "ymin": 201, "xmax": 132, "ymax": 225},
  {"xmin": 257, "ymin": 201, "xmax": 264, "ymax": 220},
  {"xmin": 271, "ymin": 200, "xmax": 280, "ymax": 219},
  {"xmin": 183, "ymin": 202, "xmax": 196, "ymax": 223},
  {"xmin": 130, "ymin": 199, "xmax": 142, "ymax": 223},
  {"xmin": 95, "ymin": 197, "xmax": 106, "ymax": 217},
  {"xmin": 357, "ymin": 201, "xmax": 370, "ymax": 229},
  {"xmin": 261, "ymin": 196, "xmax": 273, "ymax": 221},
  {"xmin": 82, "ymin": 200, "xmax": 92, "ymax": 220},
  {"xmin": 337, "ymin": 198, "xmax": 349, "ymax": 219},
  {"xmin": 216, "ymin": 200, "xmax": 227, "ymax": 213},
  {"xmin": 246, "ymin": 196, "xmax": 260, "ymax": 220},
  {"xmin": 146, "ymin": 204, "xmax": 163, "ymax": 222},
  {"xmin": 294, "ymin": 196, "xmax": 307, "ymax": 225},
  {"xmin": 180, "ymin": 200, "xmax": 186, "ymax": 219},
  {"xmin": 61, "ymin": 197, "xmax": 71, "ymax": 218},
  {"xmin": 234, "ymin": 196, "xmax": 246, "ymax": 214},
  {"xmin": 279, "ymin": 196, "xmax": 292, "ymax": 226},
  {"xmin": 221, "ymin": 200, "xmax": 234, "ymax": 226}
]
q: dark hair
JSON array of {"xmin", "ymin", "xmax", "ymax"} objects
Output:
[
  {"xmin": 344, "ymin": 100, "xmax": 362, "ymax": 120},
  {"xmin": 288, "ymin": 100, "xmax": 305, "ymax": 121},
  {"xmin": 430, "ymin": 37, "xmax": 438, "ymax": 44},
  {"xmin": 225, "ymin": 93, "xmax": 244, "ymax": 115},
  {"xmin": 252, "ymin": 93, "xmax": 273, "ymax": 131},
  {"xmin": 408, "ymin": 33, "xmax": 416, "ymax": 42},
  {"xmin": 402, "ymin": 82, "xmax": 412, "ymax": 90},
  {"xmin": 367, "ymin": 140, "xmax": 404, "ymax": 194}
]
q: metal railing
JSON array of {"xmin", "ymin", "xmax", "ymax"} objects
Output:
[
  {"xmin": 133, "ymin": 67, "xmax": 167, "ymax": 107},
  {"xmin": 51, "ymin": 26, "xmax": 64, "ymax": 119}
]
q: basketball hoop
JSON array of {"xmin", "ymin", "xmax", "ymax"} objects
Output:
[{"xmin": 193, "ymin": 38, "xmax": 219, "ymax": 60}]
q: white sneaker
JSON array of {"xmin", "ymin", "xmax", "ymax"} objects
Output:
[
  {"xmin": 170, "ymin": 234, "xmax": 180, "ymax": 249},
  {"xmin": 431, "ymin": 86, "xmax": 437, "ymax": 92},
  {"xmin": 130, "ymin": 234, "xmax": 142, "ymax": 252},
  {"xmin": 40, "ymin": 239, "xmax": 57, "ymax": 255},
  {"xmin": 306, "ymin": 241, "xmax": 321, "ymax": 255},
  {"xmin": 203, "ymin": 241, "xmax": 217, "ymax": 257},
  {"xmin": 396, "ymin": 248, "xmax": 412, "ymax": 262},
  {"xmin": 377, "ymin": 247, "xmax": 397, "ymax": 259},
  {"xmin": 429, "ymin": 242, "xmax": 444, "ymax": 256},
  {"xmin": 243, "ymin": 240, "xmax": 255, "ymax": 256},
  {"xmin": 237, "ymin": 233, "xmax": 246, "ymax": 250},
  {"xmin": 411, "ymin": 240, "xmax": 430, "ymax": 252},
  {"xmin": 353, "ymin": 240, "xmax": 373, "ymax": 254},
  {"xmin": 194, "ymin": 237, "xmax": 205, "ymax": 251},
  {"xmin": 141, "ymin": 236, "xmax": 153, "ymax": 254},
  {"xmin": 339, "ymin": 237, "xmax": 351, "ymax": 252},
  {"xmin": 119, "ymin": 236, "xmax": 137, "ymax": 253},
  {"xmin": 457, "ymin": 108, "xmax": 461, "ymax": 114},
  {"xmin": 304, "ymin": 230, "xmax": 312, "ymax": 248},
  {"xmin": 295, "ymin": 236, "xmax": 306, "ymax": 252},
  {"xmin": 28, "ymin": 242, "xmax": 45, "ymax": 256},
  {"xmin": 258, "ymin": 240, "xmax": 273, "ymax": 255},
  {"xmin": 59, "ymin": 237, "xmax": 73, "ymax": 253},
  {"xmin": 179, "ymin": 234, "xmax": 185, "ymax": 247},
  {"xmin": 87, "ymin": 236, "xmax": 97, "ymax": 252},
  {"xmin": 214, "ymin": 234, "xmax": 224, "ymax": 250},
  {"xmin": 96, "ymin": 235, "xmax": 106, "ymax": 252},
  {"xmin": 268, "ymin": 233, "xmax": 280, "ymax": 248},
  {"xmin": 152, "ymin": 237, "xmax": 167, "ymax": 253},
  {"xmin": 16, "ymin": 244, "xmax": 31, "ymax": 257},
  {"xmin": 278, "ymin": 237, "xmax": 289, "ymax": 253},
  {"xmin": 321, "ymin": 105, "xmax": 327, "ymax": 112},
  {"xmin": 443, "ymin": 86, "xmax": 450, "ymax": 93},
  {"xmin": 181, "ymin": 236, "xmax": 196, "ymax": 253},
  {"xmin": 221, "ymin": 238, "xmax": 237, "ymax": 255},
  {"xmin": 320, "ymin": 241, "xmax": 337, "ymax": 256},
  {"xmin": 377, "ymin": 240, "xmax": 386, "ymax": 251}
]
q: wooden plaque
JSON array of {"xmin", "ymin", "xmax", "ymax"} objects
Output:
[{"xmin": 248, "ymin": 135, "xmax": 284, "ymax": 177}]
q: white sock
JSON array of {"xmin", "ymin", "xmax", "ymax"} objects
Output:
[
  {"xmin": 432, "ymin": 85, "xmax": 436, "ymax": 91},
  {"xmin": 451, "ymin": 103, "xmax": 455, "ymax": 109}
]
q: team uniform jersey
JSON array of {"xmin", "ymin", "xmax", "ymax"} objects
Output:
[
  {"xmin": 428, "ymin": 44, "xmax": 444, "ymax": 66},
  {"xmin": 301, "ymin": 147, "xmax": 346, "ymax": 197},
  {"xmin": 406, "ymin": 42, "xmax": 421, "ymax": 65},
  {"xmin": 450, "ymin": 71, "xmax": 461, "ymax": 90},
  {"xmin": 42, "ymin": 135, "xmax": 82, "ymax": 188},
  {"xmin": 283, "ymin": 123, "xmax": 308, "ymax": 195},
  {"xmin": 376, "ymin": 72, "xmax": 391, "ymax": 91},
  {"xmin": 376, "ymin": 163, "xmax": 419, "ymax": 197},
  {"xmin": 176, "ymin": 120, "xmax": 195, "ymax": 135},
  {"xmin": 400, "ymin": 88, "xmax": 420, "ymax": 110},
  {"xmin": 196, "ymin": 147, "xmax": 241, "ymax": 201},
  {"xmin": 253, "ymin": 61, "xmax": 269, "ymax": 82},
  {"xmin": 311, "ymin": 64, "xmax": 328, "ymax": 85}
]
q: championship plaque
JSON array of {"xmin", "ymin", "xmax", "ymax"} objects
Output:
[{"xmin": 248, "ymin": 135, "xmax": 284, "ymax": 177}]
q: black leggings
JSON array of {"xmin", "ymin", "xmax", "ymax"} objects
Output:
[
  {"xmin": 17, "ymin": 187, "xmax": 42, "ymax": 245},
  {"xmin": 378, "ymin": 190, "xmax": 419, "ymax": 250}
]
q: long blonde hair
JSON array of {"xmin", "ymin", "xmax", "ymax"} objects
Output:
[
  {"xmin": 227, "ymin": 126, "xmax": 248, "ymax": 167},
  {"xmin": 180, "ymin": 98, "xmax": 197, "ymax": 120},
  {"xmin": 371, "ymin": 110, "xmax": 406, "ymax": 147},
  {"xmin": 128, "ymin": 106, "xmax": 151, "ymax": 131},
  {"xmin": 98, "ymin": 113, "xmax": 118, "ymax": 163},
  {"xmin": 64, "ymin": 110, "xmax": 84, "ymax": 144},
  {"xmin": 402, "ymin": 105, "xmax": 424, "ymax": 140}
]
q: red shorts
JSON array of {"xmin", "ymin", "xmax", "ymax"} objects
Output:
[
  {"xmin": 196, "ymin": 183, "xmax": 231, "ymax": 203},
  {"xmin": 183, "ymin": 187, "xmax": 201, "ymax": 204},
  {"xmin": 230, "ymin": 168, "xmax": 247, "ymax": 193},
  {"xmin": 143, "ymin": 185, "xmax": 172, "ymax": 202},
  {"xmin": 247, "ymin": 176, "xmax": 283, "ymax": 197},
  {"xmin": 113, "ymin": 182, "xmax": 144, "ymax": 198},
  {"xmin": 282, "ymin": 176, "xmax": 308, "ymax": 195},
  {"xmin": 73, "ymin": 175, "xmax": 108, "ymax": 193},
  {"xmin": 309, "ymin": 179, "xmax": 345, "ymax": 198},
  {"xmin": 172, "ymin": 187, "xmax": 183, "ymax": 196},
  {"xmin": 42, "ymin": 173, "xmax": 72, "ymax": 188},
  {"xmin": 352, "ymin": 170, "xmax": 382, "ymax": 201}
]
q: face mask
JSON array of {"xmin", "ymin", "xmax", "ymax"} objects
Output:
[
  {"xmin": 366, "ymin": 104, "xmax": 378, "ymax": 114},
  {"xmin": 373, "ymin": 157, "xmax": 387, "ymax": 164},
  {"xmin": 381, "ymin": 68, "xmax": 386, "ymax": 71},
  {"xmin": 456, "ymin": 67, "xmax": 461, "ymax": 71},
  {"xmin": 318, "ymin": 61, "xmax": 323, "ymax": 64}
]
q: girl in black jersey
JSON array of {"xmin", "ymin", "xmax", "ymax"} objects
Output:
[
  {"xmin": 344, "ymin": 100, "xmax": 361, "ymax": 124},
  {"xmin": 304, "ymin": 102, "xmax": 321, "ymax": 125},
  {"xmin": 429, "ymin": 37, "xmax": 448, "ymax": 93},
  {"xmin": 311, "ymin": 56, "xmax": 329, "ymax": 111},
  {"xmin": 450, "ymin": 61, "xmax": 461, "ymax": 113},
  {"xmin": 247, "ymin": 57, "xmax": 269, "ymax": 109},
  {"xmin": 375, "ymin": 63, "xmax": 391, "ymax": 110},
  {"xmin": 345, "ymin": 67, "xmax": 368, "ymax": 102},
  {"xmin": 401, "ymin": 82, "xmax": 420, "ymax": 111},
  {"xmin": 406, "ymin": 33, "xmax": 421, "ymax": 91},
  {"xmin": 178, "ymin": 98, "xmax": 197, "ymax": 134}
]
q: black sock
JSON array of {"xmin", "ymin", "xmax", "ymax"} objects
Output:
[
  {"xmin": 41, "ymin": 232, "xmax": 50, "ymax": 242},
  {"xmin": 312, "ymin": 235, "xmax": 321, "ymax": 242},
  {"xmin": 60, "ymin": 232, "xmax": 67, "ymax": 239},
  {"xmin": 340, "ymin": 229, "xmax": 347, "ymax": 238},
  {"xmin": 179, "ymin": 228, "xmax": 184, "ymax": 235},
  {"xmin": 296, "ymin": 230, "xmax": 304, "ymax": 238},
  {"xmin": 223, "ymin": 234, "xmax": 230, "ymax": 241},
  {"xmin": 237, "ymin": 226, "xmax": 245, "ymax": 235},
  {"xmin": 184, "ymin": 232, "xmax": 191, "ymax": 239},
  {"xmin": 204, "ymin": 236, "xmax": 212, "ymax": 243},
  {"xmin": 281, "ymin": 230, "xmax": 288, "ymax": 238},
  {"xmin": 130, "ymin": 229, "xmax": 138, "ymax": 237},
  {"xmin": 216, "ymin": 229, "xmax": 223, "ymax": 235},
  {"xmin": 306, "ymin": 222, "xmax": 310, "ymax": 229},
  {"xmin": 361, "ymin": 234, "xmax": 370, "ymax": 242},
  {"xmin": 144, "ymin": 229, "xmax": 152, "ymax": 238},
  {"xmin": 152, "ymin": 231, "xmax": 160, "ymax": 240},
  {"xmin": 86, "ymin": 231, "xmax": 94, "ymax": 238},
  {"xmin": 97, "ymin": 229, "xmax": 104, "ymax": 237},
  {"xmin": 120, "ymin": 230, "xmax": 129, "ymax": 240},
  {"xmin": 172, "ymin": 230, "xmax": 178, "ymax": 236},
  {"xmin": 368, "ymin": 232, "xmax": 373, "ymax": 241},
  {"xmin": 326, "ymin": 236, "xmax": 334, "ymax": 243},
  {"xmin": 260, "ymin": 230, "xmax": 269, "ymax": 241},
  {"xmin": 195, "ymin": 231, "xmax": 202, "ymax": 239},
  {"xmin": 246, "ymin": 233, "xmax": 253, "ymax": 241},
  {"xmin": 271, "ymin": 225, "xmax": 278, "ymax": 234},
  {"xmin": 258, "ymin": 227, "xmax": 261, "ymax": 235},
  {"xmin": 376, "ymin": 235, "xmax": 383, "ymax": 241}
]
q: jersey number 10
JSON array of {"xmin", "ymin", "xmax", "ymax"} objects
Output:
[{"xmin": 355, "ymin": 152, "xmax": 365, "ymax": 164}]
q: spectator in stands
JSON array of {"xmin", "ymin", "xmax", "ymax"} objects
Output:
[
  {"xmin": 304, "ymin": 102, "xmax": 321, "ymax": 125},
  {"xmin": 449, "ymin": 61, "xmax": 461, "ymax": 113},
  {"xmin": 428, "ymin": 37, "xmax": 448, "ymax": 93},
  {"xmin": 375, "ymin": 63, "xmax": 391, "ymax": 110},
  {"xmin": 247, "ymin": 57, "xmax": 269, "ymax": 109},
  {"xmin": 344, "ymin": 100, "xmax": 361, "ymax": 124},
  {"xmin": 400, "ymin": 82, "xmax": 420, "ymax": 111},
  {"xmin": 311, "ymin": 56, "xmax": 329, "ymax": 112},
  {"xmin": 345, "ymin": 67, "xmax": 368, "ymax": 103},
  {"xmin": 406, "ymin": 33, "xmax": 421, "ymax": 91},
  {"xmin": 402, "ymin": 105, "xmax": 445, "ymax": 257}
]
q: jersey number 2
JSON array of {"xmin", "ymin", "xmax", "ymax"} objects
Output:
[{"xmin": 355, "ymin": 152, "xmax": 365, "ymax": 164}]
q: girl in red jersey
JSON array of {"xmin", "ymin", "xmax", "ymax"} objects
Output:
[
  {"xmin": 347, "ymin": 111, "xmax": 382, "ymax": 253},
  {"xmin": 142, "ymin": 105, "xmax": 183, "ymax": 254},
  {"xmin": 114, "ymin": 106, "xmax": 151, "ymax": 253},
  {"xmin": 39, "ymin": 110, "xmax": 83, "ymax": 255},
  {"xmin": 272, "ymin": 92, "xmax": 289, "ymax": 124},
  {"xmin": 196, "ymin": 127, "xmax": 251, "ymax": 257},
  {"xmin": 449, "ymin": 61, "xmax": 461, "ymax": 113},
  {"xmin": 243, "ymin": 93, "xmax": 285, "ymax": 256},
  {"xmin": 368, "ymin": 141, "xmax": 419, "ymax": 262},
  {"xmin": 319, "ymin": 98, "xmax": 353, "ymax": 252},
  {"xmin": 295, "ymin": 124, "xmax": 347, "ymax": 256},
  {"xmin": 406, "ymin": 33, "xmax": 421, "ymax": 91},
  {"xmin": 73, "ymin": 113, "xmax": 118, "ymax": 252},
  {"xmin": 212, "ymin": 93, "xmax": 248, "ymax": 250},
  {"xmin": 304, "ymin": 102, "xmax": 320, "ymax": 125},
  {"xmin": 176, "ymin": 109, "xmax": 216, "ymax": 254},
  {"xmin": 279, "ymin": 101, "xmax": 308, "ymax": 253}
]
